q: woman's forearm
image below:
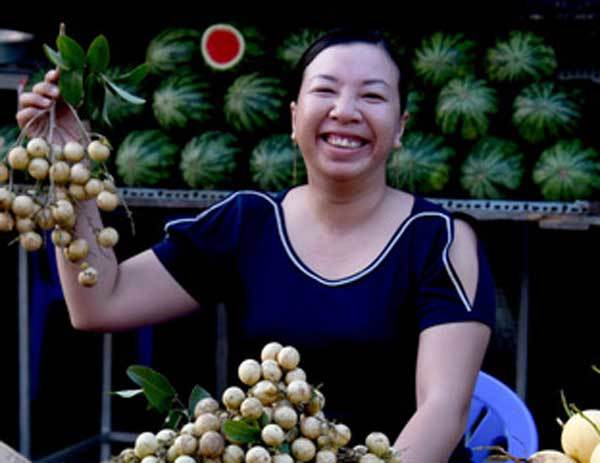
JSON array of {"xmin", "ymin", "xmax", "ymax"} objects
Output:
[
  {"xmin": 392, "ymin": 399, "xmax": 469, "ymax": 463},
  {"xmin": 55, "ymin": 198, "xmax": 119, "ymax": 329}
]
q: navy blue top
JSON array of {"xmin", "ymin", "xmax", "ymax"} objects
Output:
[{"xmin": 151, "ymin": 188, "xmax": 495, "ymax": 459}]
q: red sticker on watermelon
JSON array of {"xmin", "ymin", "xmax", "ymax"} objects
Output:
[{"xmin": 202, "ymin": 24, "xmax": 245, "ymax": 70}]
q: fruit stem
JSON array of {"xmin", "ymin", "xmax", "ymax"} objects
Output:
[
  {"xmin": 64, "ymin": 103, "xmax": 92, "ymax": 145},
  {"xmin": 560, "ymin": 390, "xmax": 574, "ymax": 418},
  {"xmin": 571, "ymin": 404, "xmax": 600, "ymax": 438}
]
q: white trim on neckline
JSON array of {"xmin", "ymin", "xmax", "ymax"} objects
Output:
[{"xmin": 163, "ymin": 190, "xmax": 472, "ymax": 312}]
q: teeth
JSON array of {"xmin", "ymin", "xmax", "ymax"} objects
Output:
[{"xmin": 326, "ymin": 135, "xmax": 363, "ymax": 149}]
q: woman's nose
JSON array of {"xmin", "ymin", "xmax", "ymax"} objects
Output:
[{"xmin": 329, "ymin": 94, "xmax": 361, "ymax": 122}]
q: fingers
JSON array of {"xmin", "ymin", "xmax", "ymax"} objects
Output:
[
  {"xmin": 33, "ymin": 81, "xmax": 60, "ymax": 100},
  {"xmin": 18, "ymin": 91, "xmax": 53, "ymax": 111},
  {"xmin": 45, "ymin": 69, "xmax": 60, "ymax": 83},
  {"xmin": 15, "ymin": 106, "xmax": 42, "ymax": 130}
]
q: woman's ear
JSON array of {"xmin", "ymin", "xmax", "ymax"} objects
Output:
[{"xmin": 393, "ymin": 111, "xmax": 410, "ymax": 149}]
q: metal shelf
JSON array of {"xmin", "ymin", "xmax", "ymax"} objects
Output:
[{"xmin": 110, "ymin": 187, "xmax": 600, "ymax": 230}]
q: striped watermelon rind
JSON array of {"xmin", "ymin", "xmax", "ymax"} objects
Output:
[
  {"xmin": 413, "ymin": 32, "xmax": 476, "ymax": 87},
  {"xmin": 460, "ymin": 137, "xmax": 524, "ymax": 199},
  {"xmin": 533, "ymin": 140, "xmax": 600, "ymax": 201},
  {"xmin": 250, "ymin": 134, "xmax": 306, "ymax": 191},
  {"xmin": 180, "ymin": 131, "xmax": 240, "ymax": 189},
  {"xmin": 486, "ymin": 31, "xmax": 557, "ymax": 83},
  {"xmin": 513, "ymin": 82, "xmax": 581, "ymax": 144},
  {"xmin": 436, "ymin": 77, "xmax": 498, "ymax": 140},
  {"xmin": 152, "ymin": 73, "xmax": 214, "ymax": 131},
  {"xmin": 224, "ymin": 73, "xmax": 287, "ymax": 133},
  {"xmin": 146, "ymin": 28, "xmax": 202, "ymax": 74},
  {"xmin": 387, "ymin": 132, "xmax": 454, "ymax": 194},
  {"xmin": 276, "ymin": 29, "xmax": 324, "ymax": 69},
  {"xmin": 115, "ymin": 130, "xmax": 179, "ymax": 187},
  {"xmin": 201, "ymin": 24, "xmax": 246, "ymax": 71}
]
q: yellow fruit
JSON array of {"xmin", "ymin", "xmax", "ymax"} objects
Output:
[
  {"xmin": 84, "ymin": 178, "xmax": 104, "ymax": 197},
  {"xmin": 0, "ymin": 211, "xmax": 14, "ymax": 231},
  {"xmin": 63, "ymin": 141, "xmax": 85, "ymax": 162},
  {"xmin": 96, "ymin": 191, "xmax": 119, "ymax": 212},
  {"xmin": 65, "ymin": 238, "xmax": 89, "ymax": 262},
  {"xmin": 8, "ymin": 146, "xmax": 29, "ymax": 170},
  {"xmin": 528, "ymin": 450, "xmax": 578, "ymax": 462},
  {"xmin": 561, "ymin": 410, "xmax": 600, "ymax": 463},
  {"xmin": 35, "ymin": 208, "xmax": 55, "ymax": 230},
  {"xmin": 28, "ymin": 158, "xmax": 49, "ymax": 180},
  {"xmin": 87, "ymin": 140, "xmax": 111, "ymax": 162},
  {"xmin": 70, "ymin": 163, "xmax": 90, "ymax": 185},
  {"xmin": 0, "ymin": 187, "xmax": 14, "ymax": 209},
  {"xmin": 16, "ymin": 218, "xmax": 35, "ymax": 233},
  {"xmin": 591, "ymin": 444, "xmax": 600, "ymax": 463},
  {"xmin": 51, "ymin": 229, "xmax": 72, "ymax": 247},
  {"xmin": 97, "ymin": 227, "xmax": 119, "ymax": 247},
  {"xmin": 20, "ymin": 231, "xmax": 43, "ymax": 251},
  {"xmin": 49, "ymin": 161, "xmax": 70, "ymax": 184},
  {"xmin": 11, "ymin": 195, "xmax": 35, "ymax": 217},
  {"xmin": 68, "ymin": 184, "xmax": 87, "ymax": 201},
  {"xmin": 27, "ymin": 138, "xmax": 49, "ymax": 158},
  {"xmin": 0, "ymin": 162, "xmax": 8, "ymax": 183}
]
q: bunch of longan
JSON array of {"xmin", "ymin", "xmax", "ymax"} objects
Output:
[
  {"xmin": 113, "ymin": 342, "xmax": 403, "ymax": 463},
  {"xmin": 0, "ymin": 136, "xmax": 120, "ymax": 287}
]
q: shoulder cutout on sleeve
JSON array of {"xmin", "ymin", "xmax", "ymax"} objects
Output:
[{"xmin": 448, "ymin": 219, "xmax": 479, "ymax": 306}]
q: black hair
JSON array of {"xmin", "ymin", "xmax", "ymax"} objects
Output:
[{"xmin": 292, "ymin": 28, "xmax": 408, "ymax": 114}]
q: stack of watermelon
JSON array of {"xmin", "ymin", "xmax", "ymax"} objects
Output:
[
  {"xmin": 46, "ymin": 20, "xmax": 598, "ymax": 200},
  {"xmin": 402, "ymin": 29, "xmax": 600, "ymax": 200}
]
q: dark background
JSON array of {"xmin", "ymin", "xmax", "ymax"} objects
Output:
[{"xmin": 2, "ymin": 1, "xmax": 600, "ymax": 460}]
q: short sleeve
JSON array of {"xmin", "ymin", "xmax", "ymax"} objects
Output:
[
  {"xmin": 415, "ymin": 215, "xmax": 496, "ymax": 332},
  {"xmin": 151, "ymin": 192, "xmax": 244, "ymax": 304}
]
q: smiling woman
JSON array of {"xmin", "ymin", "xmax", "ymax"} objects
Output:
[{"xmin": 16, "ymin": 26, "xmax": 495, "ymax": 463}]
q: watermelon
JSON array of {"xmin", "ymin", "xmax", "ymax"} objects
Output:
[
  {"xmin": 115, "ymin": 130, "xmax": 179, "ymax": 187},
  {"xmin": 413, "ymin": 32, "xmax": 476, "ymax": 87},
  {"xmin": 146, "ymin": 28, "xmax": 202, "ymax": 74},
  {"xmin": 486, "ymin": 31, "xmax": 557, "ymax": 83},
  {"xmin": 386, "ymin": 132, "xmax": 454, "ymax": 194},
  {"xmin": 180, "ymin": 131, "xmax": 240, "ymax": 189},
  {"xmin": 224, "ymin": 73, "xmax": 286, "ymax": 133},
  {"xmin": 533, "ymin": 140, "xmax": 600, "ymax": 200},
  {"xmin": 0, "ymin": 124, "xmax": 20, "ymax": 162},
  {"xmin": 513, "ymin": 82, "xmax": 581, "ymax": 144},
  {"xmin": 250, "ymin": 134, "xmax": 306, "ymax": 191},
  {"xmin": 201, "ymin": 24, "xmax": 245, "ymax": 71},
  {"xmin": 277, "ymin": 29, "xmax": 323, "ymax": 68},
  {"xmin": 436, "ymin": 77, "xmax": 498, "ymax": 140},
  {"xmin": 460, "ymin": 137, "xmax": 524, "ymax": 199},
  {"xmin": 153, "ymin": 73, "xmax": 214, "ymax": 131}
]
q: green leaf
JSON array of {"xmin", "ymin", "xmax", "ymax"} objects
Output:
[
  {"xmin": 164, "ymin": 409, "xmax": 187, "ymax": 430},
  {"xmin": 101, "ymin": 74, "xmax": 146, "ymax": 105},
  {"xmin": 260, "ymin": 412, "xmax": 270, "ymax": 428},
  {"xmin": 59, "ymin": 69, "xmax": 84, "ymax": 107},
  {"xmin": 43, "ymin": 44, "xmax": 69, "ymax": 70},
  {"xmin": 221, "ymin": 419, "xmax": 262, "ymax": 444},
  {"xmin": 101, "ymin": 96, "xmax": 112, "ymax": 127},
  {"xmin": 87, "ymin": 35, "xmax": 110, "ymax": 74},
  {"xmin": 188, "ymin": 385, "xmax": 212, "ymax": 418},
  {"xmin": 57, "ymin": 35, "xmax": 85, "ymax": 70},
  {"xmin": 110, "ymin": 389, "xmax": 144, "ymax": 399},
  {"xmin": 115, "ymin": 63, "xmax": 149, "ymax": 86},
  {"xmin": 84, "ymin": 74, "xmax": 105, "ymax": 122},
  {"xmin": 126, "ymin": 365, "xmax": 177, "ymax": 414}
]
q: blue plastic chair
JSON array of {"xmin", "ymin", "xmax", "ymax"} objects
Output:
[{"xmin": 465, "ymin": 371, "xmax": 538, "ymax": 463}]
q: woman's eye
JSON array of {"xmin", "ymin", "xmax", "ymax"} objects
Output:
[
  {"xmin": 314, "ymin": 87, "xmax": 334, "ymax": 93},
  {"xmin": 364, "ymin": 93, "xmax": 384, "ymax": 100}
]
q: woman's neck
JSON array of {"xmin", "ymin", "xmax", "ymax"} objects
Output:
[{"xmin": 303, "ymin": 176, "xmax": 390, "ymax": 233}]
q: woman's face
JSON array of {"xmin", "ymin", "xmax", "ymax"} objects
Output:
[{"xmin": 291, "ymin": 43, "xmax": 407, "ymax": 185}]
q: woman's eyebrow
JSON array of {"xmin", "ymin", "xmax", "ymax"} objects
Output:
[{"xmin": 310, "ymin": 75, "xmax": 389, "ymax": 88}]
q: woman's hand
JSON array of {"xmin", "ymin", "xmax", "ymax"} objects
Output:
[{"xmin": 15, "ymin": 69, "xmax": 83, "ymax": 144}]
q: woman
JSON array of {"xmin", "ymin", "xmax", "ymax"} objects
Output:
[{"xmin": 16, "ymin": 28, "xmax": 494, "ymax": 463}]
